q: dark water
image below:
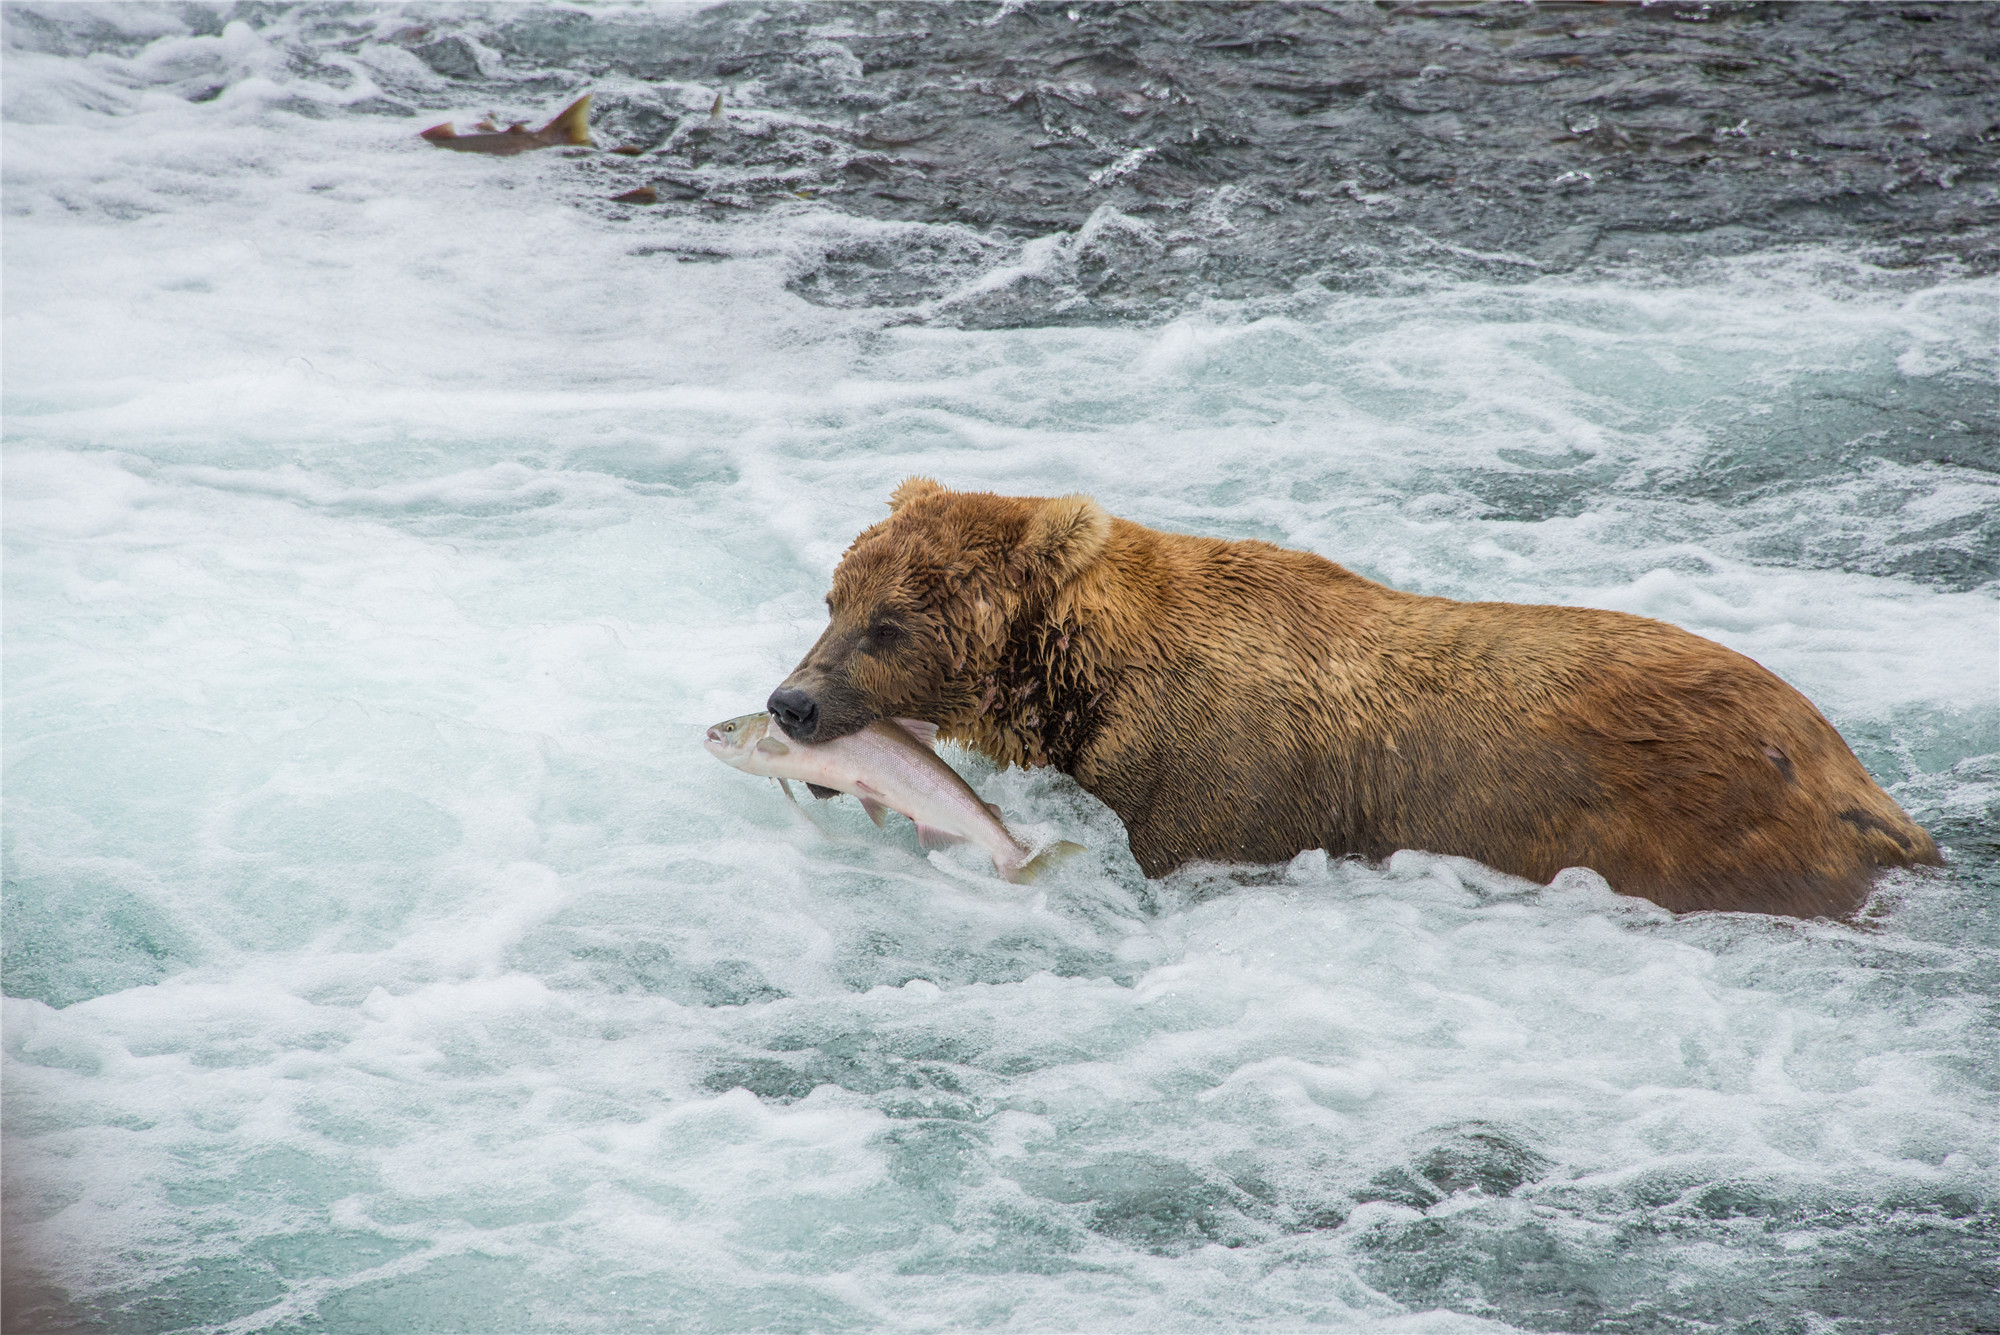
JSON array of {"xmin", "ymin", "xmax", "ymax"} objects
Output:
[
  {"xmin": 482, "ymin": 3, "xmax": 1994, "ymax": 307},
  {"xmin": 18, "ymin": 2, "xmax": 1996, "ymax": 309}
]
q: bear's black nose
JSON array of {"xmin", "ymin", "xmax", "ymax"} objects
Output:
[{"xmin": 768, "ymin": 688, "xmax": 820, "ymax": 741}]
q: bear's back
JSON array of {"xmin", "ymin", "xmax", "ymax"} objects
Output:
[{"xmin": 1065, "ymin": 518, "xmax": 1936, "ymax": 915}]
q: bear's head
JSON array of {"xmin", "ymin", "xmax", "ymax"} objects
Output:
[{"xmin": 767, "ymin": 478, "xmax": 1111, "ymax": 744}]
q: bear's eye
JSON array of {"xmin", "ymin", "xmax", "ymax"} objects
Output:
[{"xmin": 866, "ymin": 622, "xmax": 904, "ymax": 650}]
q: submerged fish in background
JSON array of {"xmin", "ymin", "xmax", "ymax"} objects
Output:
[
  {"xmin": 705, "ymin": 712, "xmax": 1083, "ymax": 883},
  {"xmin": 420, "ymin": 95, "xmax": 592, "ymax": 155}
]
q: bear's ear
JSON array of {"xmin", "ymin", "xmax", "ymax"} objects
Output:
[
  {"xmin": 1019, "ymin": 493, "xmax": 1111, "ymax": 587},
  {"xmin": 888, "ymin": 477, "xmax": 949, "ymax": 512}
]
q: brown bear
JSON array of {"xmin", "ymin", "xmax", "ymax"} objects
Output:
[{"xmin": 767, "ymin": 479, "xmax": 1939, "ymax": 917}]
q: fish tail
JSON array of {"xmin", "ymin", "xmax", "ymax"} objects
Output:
[
  {"xmin": 1005, "ymin": 840, "xmax": 1086, "ymax": 884},
  {"xmin": 543, "ymin": 94, "xmax": 593, "ymax": 145}
]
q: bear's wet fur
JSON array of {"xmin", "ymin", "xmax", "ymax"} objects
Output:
[{"xmin": 772, "ymin": 479, "xmax": 1939, "ymax": 917}]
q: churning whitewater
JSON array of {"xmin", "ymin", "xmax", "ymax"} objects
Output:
[{"xmin": 3, "ymin": 4, "xmax": 1996, "ymax": 1334}]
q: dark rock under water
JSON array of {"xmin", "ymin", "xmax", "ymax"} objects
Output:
[{"xmin": 438, "ymin": 1, "xmax": 2000, "ymax": 320}]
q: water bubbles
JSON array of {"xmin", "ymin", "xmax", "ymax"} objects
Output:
[{"xmin": 1086, "ymin": 146, "xmax": 1155, "ymax": 188}]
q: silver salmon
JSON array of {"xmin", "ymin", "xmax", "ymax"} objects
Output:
[
  {"xmin": 420, "ymin": 95, "xmax": 592, "ymax": 155},
  {"xmin": 705, "ymin": 712, "xmax": 1082, "ymax": 884}
]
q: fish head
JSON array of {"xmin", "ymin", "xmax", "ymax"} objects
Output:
[{"xmin": 703, "ymin": 711, "xmax": 770, "ymax": 766}]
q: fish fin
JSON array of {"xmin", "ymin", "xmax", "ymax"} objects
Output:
[
  {"xmin": 710, "ymin": 91, "xmax": 724, "ymax": 118},
  {"xmin": 778, "ymin": 778, "xmax": 800, "ymax": 806},
  {"xmin": 806, "ymin": 782, "xmax": 840, "ymax": 801},
  {"xmin": 755, "ymin": 736, "xmax": 790, "ymax": 756},
  {"xmin": 473, "ymin": 118, "xmax": 499, "ymax": 132},
  {"xmin": 985, "ymin": 802, "xmax": 1004, "ymax": 821},
  {"xmin": 894, "ymin": 718, "xmax": 940, "ymax": 748},
  {"xmin": 541, "ymin": 94, "xmax": 593, "ymax": 146},
  {"xmin": 860, "ymin": 798, "xmax": 889, "ymax": 828},
  {"xmin": 612, "ymin": 186, "xmax": 658, "ymax": 204},
  {"xmin": 419, "ymin": 122, "xmax": 457, "ymax": 141},
  {"xmin": 1005, "ymin": 841, "xmax": 1087, "ymax": 884},
  {"xmin": 916, "ymin": 823, "xmax": 966, "ymax": 852}
]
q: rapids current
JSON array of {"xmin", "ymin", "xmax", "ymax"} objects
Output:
[{"xmin": 4, "ymin": 5, "xmax": 1997, "ymax": 1333}]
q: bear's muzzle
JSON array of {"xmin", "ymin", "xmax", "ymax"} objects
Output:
[{"xmin": 766, "ymin": 687, "xmax": 820, "ymax": 742}]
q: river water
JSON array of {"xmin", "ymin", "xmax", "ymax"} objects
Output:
[{"xmin": 4, "ymin": 4, "xmax": 1997, "ymax": 1333}]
